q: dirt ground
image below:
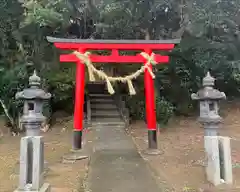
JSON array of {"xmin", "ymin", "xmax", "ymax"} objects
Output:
[
  {"xmin": 0, "ymin": 120, "xmax": 91, "ymax": 192},
  {"xmin": 1, "ymin": 102, "xmax": 240, "ymax": 192},
  {"xmin": 130, "ymin": 101, "xmax": 240, "ymax": 192}
]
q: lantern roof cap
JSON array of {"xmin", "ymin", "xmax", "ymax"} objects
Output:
[
  {"xmin": 191, "ymin": 72, "xmax": 226, "ymax": 101},
  {"xmin": 191, "ymin": 87, "xmax": 226, "ymax": 100},
  {"xmin": 29, "ymin": 70, "xmax": 41, "ymax": 86},
  {"xmin": 15, "ymin": 70, "xmax": 51, "ymax": 100},
  {"xmin": 202, "ymin": 72, "xmax": 215, "ymax": 87}
]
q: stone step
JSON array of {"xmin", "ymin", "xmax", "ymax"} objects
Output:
[
  {"xmin": 91, "ymin": 99, "xmax": 115, "ymax": 104},
  {"xmin": 91, "ymin": 121, "xmax": 125, "ymax": 127},
  {"xmin": 91, "ymin": 115, "xmax": 121, "ymax": 120},
  {"xmin": 89, "ymin": 94, "xmax": 112, "ymax": 98},
  {"xmin": 91, "ymin": 110, "xmax": 120, "ymax": 117},
  {"xmin": 88, "ymin": 93, "xmax": 125, "ymax": 126},
  {"xmin": 91, "ymin": 117, "xmax": 123, "ymax": 123},
  {"xmin": 91, "ymin": 104, "xmax": 118, "ymax": 110}
]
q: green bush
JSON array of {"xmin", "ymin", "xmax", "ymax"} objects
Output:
[
  {"xmin": 126, "ymin": 96, "xmax": 145, "ymax": 120},
  {"xmin": 45, "ymin": 65, "xmax": 75, "ymax": 113},
  {"xmin": 155, "ymin": 96, "xmax": 174, "ymax": 125},
  {"xmin": 125, "ymin": 83, "xmax": 174, "ymax": 125}
]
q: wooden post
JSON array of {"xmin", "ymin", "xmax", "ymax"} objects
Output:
[
  {"xmin": 144, "ymin": 49, "xmax": 157, "ymax": 149},
  {"xmin": 73, "ymin": 49, "xmax": 85, "ymax": 150}
]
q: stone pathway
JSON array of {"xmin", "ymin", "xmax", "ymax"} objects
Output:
[{"xmin": 85, "ymin": 124, "xmax": 162, "ymax": 192}]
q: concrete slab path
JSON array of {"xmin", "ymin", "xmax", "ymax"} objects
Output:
[{"xmin": 85, "ymin": 124, "xmax": 162, "ymax": 192}]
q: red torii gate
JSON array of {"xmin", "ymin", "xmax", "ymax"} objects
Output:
[{"xmin": 47, "ymin": 36, "xmax": 180, "ymax": 151}]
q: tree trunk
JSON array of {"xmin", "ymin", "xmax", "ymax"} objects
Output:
[{"xmin": 0, "ymin": 99, "xmax": 19, "ymax": 134}]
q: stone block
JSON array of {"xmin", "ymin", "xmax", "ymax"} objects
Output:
[
  {"xmin": 204, "ymin": 136, "xmax": 221, "ymax": 186},
  {"xmin": 32, "ymin": 136, "xmax": 44, "ymax": 190},
  {"xmin": 18, "ymin": 137, "xmax": 31, "ymax": 190},
  {"xmin": 15, "ymin": 136, "xmax": 50, "ymax": 192},
  {"xmin": 204, "ymin": 136, "xmax": 233, "ymax": 186},
  {"xmin": 218, "ymin": 136, "xmax": 233, "ymax": 184}
]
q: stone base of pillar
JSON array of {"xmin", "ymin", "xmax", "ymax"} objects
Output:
[
  {"xmin": 142, "ymin": 148, "xmax": 163, "ymax": 156},
  {"xmin": 14, "ymin": 183, "xmax": 51, "ymax": 192},
  {"xmin": 62, "ymin": 130, "xmax": 88, "ymax": 163},
  {"xmin": 62, "ymin": 149, "xmax": 88, "ymax": 163}
]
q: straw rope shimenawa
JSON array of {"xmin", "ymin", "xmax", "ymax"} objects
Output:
[{"xmin": 73, "ymin": 51, "xmax": 157, "ymax": 95}]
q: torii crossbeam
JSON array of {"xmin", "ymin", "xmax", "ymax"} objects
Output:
[{"xmin": 47, "ymin": 36, "xmax": 180, "ymax": 152}]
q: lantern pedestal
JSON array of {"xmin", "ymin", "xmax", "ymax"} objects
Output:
[
  {"xmin": 14, "ymin": 183, "xmax": 50, "ymax": 192},
  {"xmin": 204, "ymin": 136, "xmax": 233, "ymax": 186},
  {"xmin": 14, "ymin": 136, "xmax": 50, "ymax": 192}
]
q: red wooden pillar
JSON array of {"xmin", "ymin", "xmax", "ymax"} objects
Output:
[
  {"xmin": 73, "ymin": 49, "xmax": 85, "ymax": 150},
  {"xmin": 144, "ymin": 49, "xmax": 157, "ymax": 149}
]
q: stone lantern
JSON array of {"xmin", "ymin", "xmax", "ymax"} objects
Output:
[
  {"xmin": 191, "ymin": 72, "xmax": 226, "ymax": 136},
  {"xmin": 14, "ymin": 70, "xmax": 51, "ymax": 192},
  {"xmin": 15, "ymin": 70, "xmax": 51, "ymax": 136}
]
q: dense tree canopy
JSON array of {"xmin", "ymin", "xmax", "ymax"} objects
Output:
[{"xmin": 1, "ymin": 0, "xmax": 240, "ymax": 131}]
